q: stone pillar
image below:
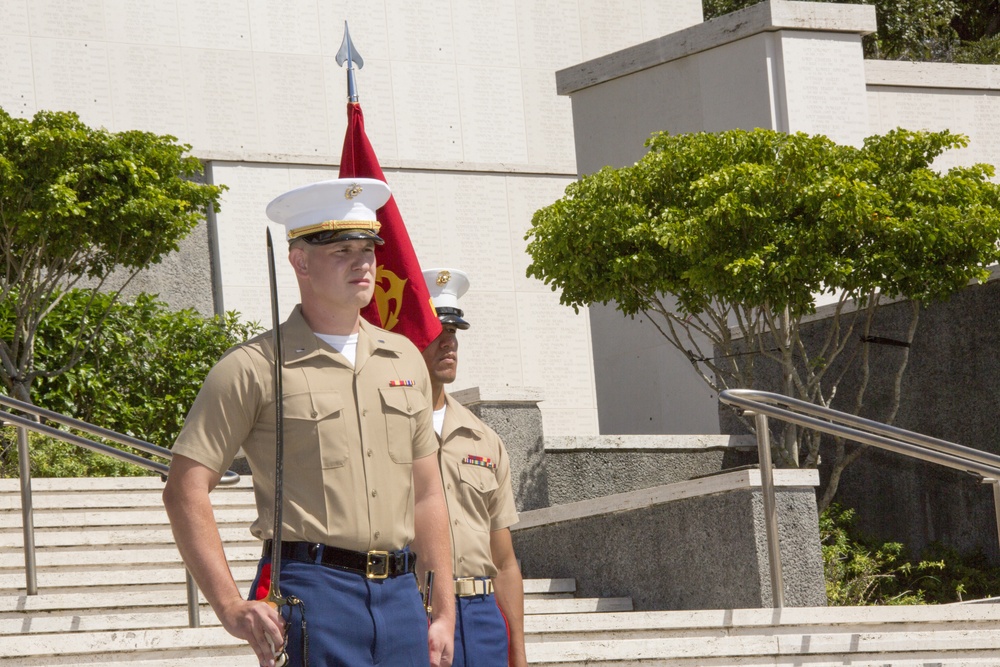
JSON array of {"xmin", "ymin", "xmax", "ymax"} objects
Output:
[
  {"xmin": 556, "ymin": 0, "xmax": 877, "ymax": 435},
  {"xmin": 452, "ymin": 386, "xmax": 550, "ymax": 511}
]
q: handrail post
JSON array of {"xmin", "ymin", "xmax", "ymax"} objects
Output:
[
  {"xmin": 185, "ymin": 569, "xmax": 201, "ymax": 627},
  {"xmin": 754, "ymin": 412, "xmax": 784, "ymax": 608},
  {"xmin": 16, "ymin": 425, "xmax": 38, "ymax": 595},
  {"xmin": 989, "ymin": 479, "xmax": 1000, "ymax": 559}
]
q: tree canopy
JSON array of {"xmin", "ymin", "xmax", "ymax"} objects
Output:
[
  {"xmin": 703, "ymin": 0, "xmax": 1000, "ymax": 63},
  {"xmin": 527, "ymin": 128, "xmax": 1000, "ymax": 320},
  {"xmin": 0, "ymin": 108, "xmax": 225, "ymax": 402},
  {"xmin": 525, "ymin": 127, "xmax": 1000, "ymax": 508}
]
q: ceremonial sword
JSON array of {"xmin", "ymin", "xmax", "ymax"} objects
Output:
[{"xmin": 263, "ymin": 228, "xmax": 305, "ymax": 666}]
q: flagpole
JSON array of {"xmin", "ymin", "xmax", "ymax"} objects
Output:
[
  {"xmin": 336, "ymin": 22, "xmax": 443, "ymax": 350},
  {"xmin": 336, "ymin": 21, "xmax": 363, "ymax": 103}
]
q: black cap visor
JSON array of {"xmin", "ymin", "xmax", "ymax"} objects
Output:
[
  {"xmin": 436, "ymin": 307, "xmax": 470, "ymax": 330},
  {"xmin": 300, "ymin": 228, "xmax": 385, "ymax": 246}
]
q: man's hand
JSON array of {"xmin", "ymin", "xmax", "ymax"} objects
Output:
[
  {"xmin": 217, "ymin": 598, "xmax": 286, "ymax": 667},
  {"xmin": 427, "ymin": 617, "xmax": 454, "ymax": 667}
]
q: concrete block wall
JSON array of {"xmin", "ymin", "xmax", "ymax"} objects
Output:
[
  {"xmin": 543, "ymin": 434, "xmax": 757, "ymax": 504},
  {"xmin": 512, "ymin": 468, "xmax": 827, "ymax": 610}
]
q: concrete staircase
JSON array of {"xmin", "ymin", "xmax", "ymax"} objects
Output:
[{"xmin": 2, "ymin": 477, "xmax": 1000, "ymax": 666}]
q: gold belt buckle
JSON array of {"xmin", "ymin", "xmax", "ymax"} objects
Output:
[
  {"xmin": 366, "ymin": 550, "xmax": 390, "ymax": 579},
  {"xmin": 454, "ymin": 577, "xmax": 492, "ymax": 596}
]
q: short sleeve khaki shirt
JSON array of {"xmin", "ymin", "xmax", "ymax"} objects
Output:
[
  {"xmin": 438, "ymin": 393, "xmax": 519, "ymax": 578},
  {"xmin": 173, "ymin": 306, "xmax": 438, "ymax": 552}
]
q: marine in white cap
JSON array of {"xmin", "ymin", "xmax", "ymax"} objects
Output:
[
  {"xmin": 164, "ymin": 178, "xmax": 455, "ymax": 667},
  {"xmin": 421, "ymin": 268, "xmax": 527, "ymax": 667}
]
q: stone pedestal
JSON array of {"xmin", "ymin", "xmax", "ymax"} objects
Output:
[{"xmin": 452, "ymin": 386, "xmax": 549, "ymax": 511}]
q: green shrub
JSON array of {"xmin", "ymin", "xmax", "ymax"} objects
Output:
[
  {"xmin": 908, "ymin": 542, "xmax": 1000, "ymax": 602},
  {"xmin": 0, "ymin": 289, "xmax": 261, "ymax": 477},
  {"xmin": 953, "ymin": 33, "xmax": 1000, "ymax": 63},
  {"xmin": 0, "ymin": 430, "xmax": 151, "ymax": 478},
  {"xmin": 821, "ymin": 503, "xmax": 1000, "ymax": 604}
]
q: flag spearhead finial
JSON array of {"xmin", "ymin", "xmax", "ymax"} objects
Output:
[{"xmin": 336, "ymin": 21, "xmax": 364, "ymax": 103}]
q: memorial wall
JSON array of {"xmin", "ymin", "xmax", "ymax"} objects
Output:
[{"xmin": 0, "ymin": 0, "xmax": 705, "ymax": 435}]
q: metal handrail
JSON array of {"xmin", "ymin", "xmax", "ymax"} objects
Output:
[
  {"xmin": 719, "ymin": 388, "xmax": 1000, "ymax": 609},
  {"xmin": 0, "ymin": 393, "xmax": 241, "ymax": 627}
]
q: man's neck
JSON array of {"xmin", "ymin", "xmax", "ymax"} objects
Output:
[
  {"xmin": 300, "ymin": 302, "xmax": 362, "ymax": 336},
  {"xmin": 430, "ymin": 382, "xmax": 446, "ymax": 411}
]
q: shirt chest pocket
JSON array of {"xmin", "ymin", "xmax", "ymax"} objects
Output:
[
  {"xmin": 284, "ymin": 390, "xmax": 349, "ymax": 469},
  {"xmin": 378, "ymin": 387, "xmax": 428, "ymax": 464},
  {"xmin": 457, "ymin": 463, "xmax": 499, "ymax": 532}
]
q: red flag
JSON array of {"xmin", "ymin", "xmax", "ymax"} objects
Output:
[{"xmin": 339, "ymin": 102, "xmax": 442, "ymax": 350}]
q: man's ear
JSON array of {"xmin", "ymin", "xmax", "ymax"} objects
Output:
[{"xmin": 289, "ymin": 246, "xmax": 308, "ymax": 278}]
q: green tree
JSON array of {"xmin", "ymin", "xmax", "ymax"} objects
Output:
[
  {"xmin": 703, "ymin": 0, "xmax": 1000, "ymax": 63},
  {"xmin": 0, "ymin": 108, "xmax": 225, "ymax": 404},
  {"xmin": 0, "ymin": 289, "xmax": 261, "ymax": 478},
  {"xmin": 524, "ymin": 127, "xmax": 1000, "ymax": 509}
]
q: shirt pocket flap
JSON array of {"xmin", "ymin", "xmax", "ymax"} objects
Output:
[
  {"xmin": 378, "ymin": 386, "xmax": 427, "ymax": 416},
  {"xmin": 283, "ymin": 390, "xmax": 344, "ymax": 421},
  {"xmin": 458, "ymin": 463, "xmax": 499, "ymax": 493}
]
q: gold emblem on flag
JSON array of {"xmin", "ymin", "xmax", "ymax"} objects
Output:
[
  {"xmin": 436, "ymin": 270, "xmax": 451, "ymax": 286},
  {"xmin": 374, "ymin": 266, "xmax": 407, "ymax": 331},
  {"xmin": 345, "ymin": 184, "xmax": 363, "ymax": 200}
]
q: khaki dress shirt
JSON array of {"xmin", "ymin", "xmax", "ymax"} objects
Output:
[
  {"xmin": 438, "ymin": 393, "xmax": 518, "ymax": 578},
  {"xmin": 173, "ymin": 305, "xmax": 438, "ymax": 552}
]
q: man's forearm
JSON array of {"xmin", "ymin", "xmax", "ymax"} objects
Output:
[
  {"xmin": 413, "ymin": 491, "xmax": 455, "ymax": 625},
  {"xmin": 490, "ymin": 528, "xmax": 526, "ymax": 667},
  {"xmin": 163, "ymin": 456, "xmax": 285, "ymax": 667},
  {"xmin": 163, "ymin": 483, "xmax": 244, "ymax": 613},
  {"xmin": 411, "ymin": 453, "xmax": 455, "ymax": 667},
  {"xmin": 494, "ymin": 560, "xmax": 527, "ymax": 666}
]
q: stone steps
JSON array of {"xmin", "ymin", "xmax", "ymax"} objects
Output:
[
  {"xmin": 3, "ymin": 475, "xmax": 999, "ymax": 665},
  {"xmin": 3, "ymin": 606, "xmax": 1000, "ymax": 665},
  {"xmin": 0, "ymin": 584, "xmax": 625, "ymax": 636}
]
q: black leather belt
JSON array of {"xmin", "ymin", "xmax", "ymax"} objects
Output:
[{"xmin": 262, "ymin": 540, "xmax": 416, "ymax": 579}]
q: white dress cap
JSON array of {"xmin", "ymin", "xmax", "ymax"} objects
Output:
[
  {"xmin": 422, "ymin": 268, "xmax": 470, "ymax": 329},
  {"xmin": 265, "ymin": 177, "xmax": 391, "ymax": 244}
]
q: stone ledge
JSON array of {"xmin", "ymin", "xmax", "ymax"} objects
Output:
[
  {"xmin": 515, "ymin": 468, "xmax": 819, "ymax": 530},
  {"xmin": 452, "ymin": 385, "xmax": 544, "ymax": 405},
  {"xmin": 556, "ymin": 0, "xmax": 877, "ymax": 95},
  {"xmin": 545, "ymin": 434, "xmax": 757, "ymax": 452},
  {"xmin": 866, "ymin": 59, "xmax": 1000, "ymax": 90}
]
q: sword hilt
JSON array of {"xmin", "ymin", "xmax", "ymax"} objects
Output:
[{"xmin": 264, "ymin": 592, "xmax": 292, "ymax": 667}]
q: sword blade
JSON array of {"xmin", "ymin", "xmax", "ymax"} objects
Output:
[{"xmin": 265, "ymin": 228, "xmax": 286, "ymax": 602}]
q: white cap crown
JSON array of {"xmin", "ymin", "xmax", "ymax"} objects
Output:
[
  {"xmin": 422, "ymin": 268, "xmax": 470, "ymax": 329},
  {"xmin": 266, "ymin": 177, "xmax": 390, "ymax": 243}
]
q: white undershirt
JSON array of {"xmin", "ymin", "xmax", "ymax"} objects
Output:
[
  {"xmin": 314, "ymin": 332, "xmax": 358, "ymax": 367},
  {"xmin": 433, "ymin": 405, "xmax": 447, "ymax": 436}
]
